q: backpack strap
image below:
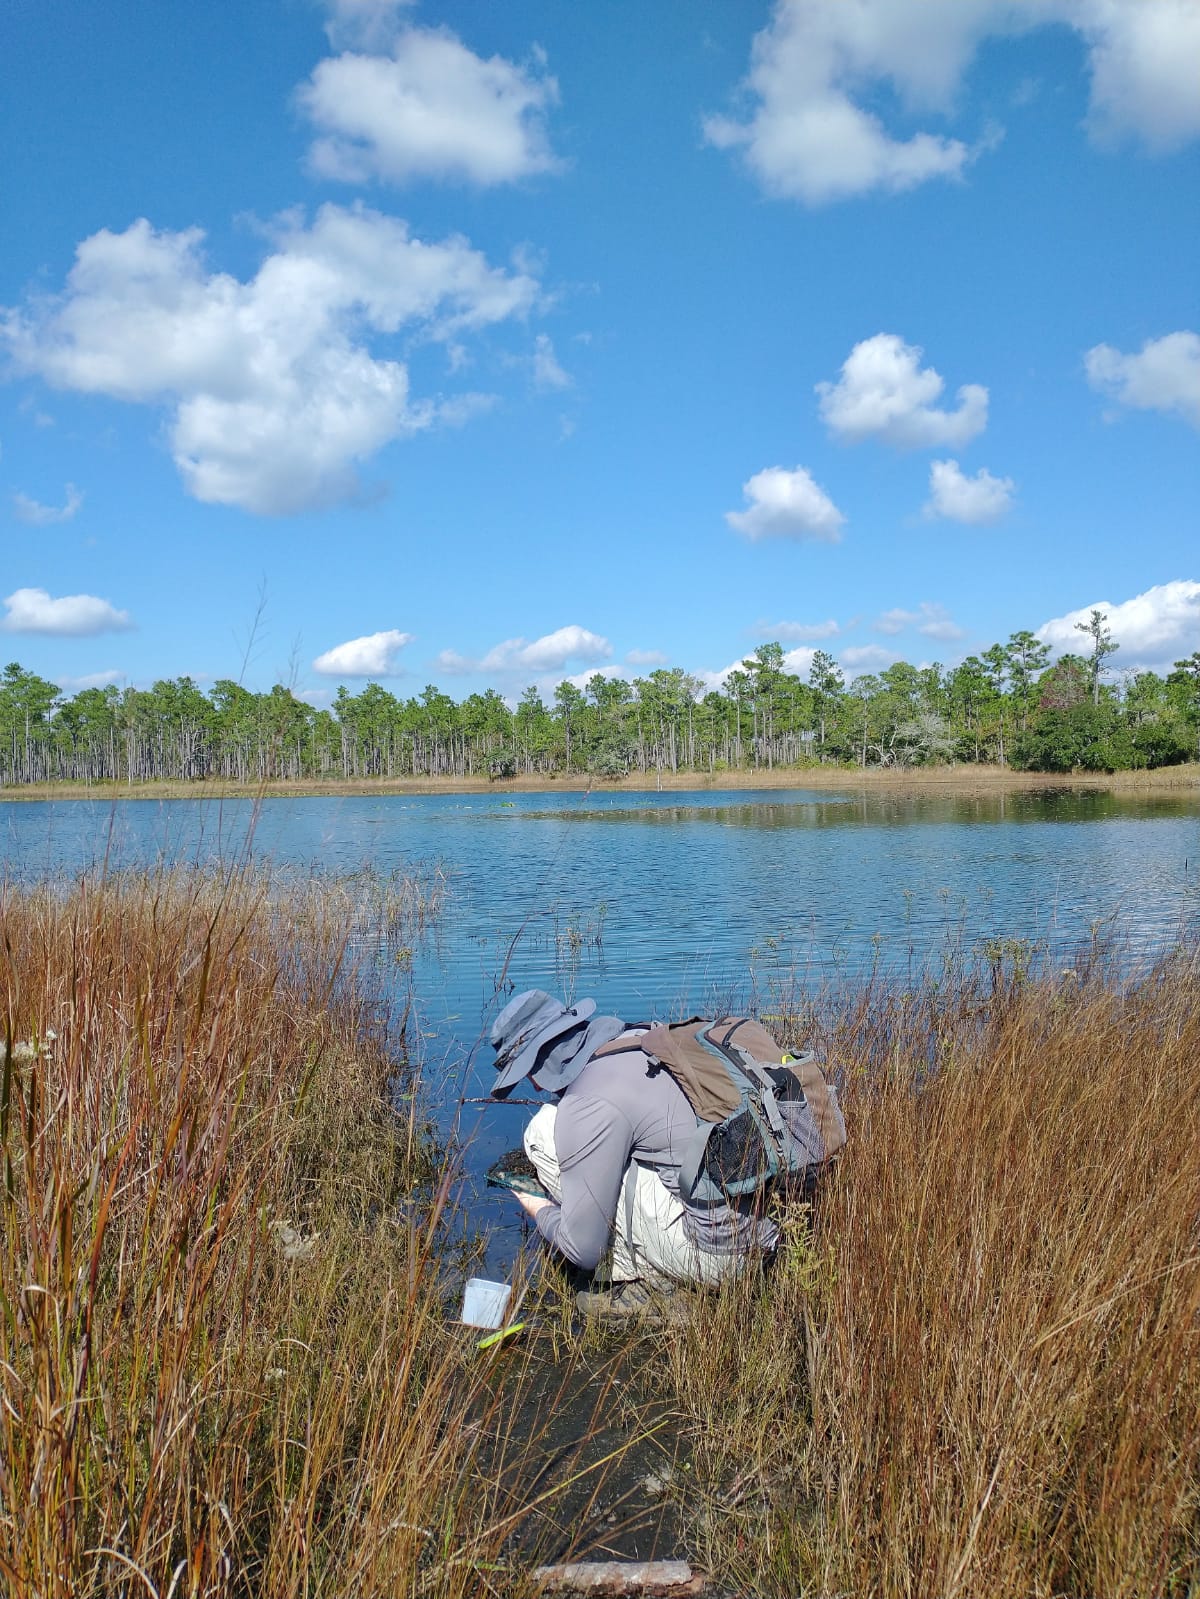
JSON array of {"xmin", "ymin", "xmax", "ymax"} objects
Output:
[
  {"xmin": 722, "ymin": 1018, "xmax": 846, "ymax": 1161},
  {"xmin": 621, "ymin": 1160, "xmax": 640, "ymax": 1273}
]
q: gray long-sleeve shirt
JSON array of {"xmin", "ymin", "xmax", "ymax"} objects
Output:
[{"xmin": 534, "ymin": 1037, "xmax": 779, "ymax": 1270}]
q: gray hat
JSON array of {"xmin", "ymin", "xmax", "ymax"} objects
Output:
[
  {"xmin": 490, "ymin": 990, "xmax": 597, "ymax": 1097},
  {"xmin": 532, "ymin": 1012, "xmax": 626, "ymax": 1092},
  {"xmin": 490, "ymin": 989, "xmax": 627, "ymax": 1097}
]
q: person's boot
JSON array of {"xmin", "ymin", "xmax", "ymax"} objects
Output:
[{"xmin": 575, "ymin": 1280, "xmax": 689, "ymax": 1323}]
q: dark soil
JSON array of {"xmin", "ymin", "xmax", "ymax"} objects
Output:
[{"xmin": 479, "ymin": 1322, "xmax": 689, "ymax": 1569}]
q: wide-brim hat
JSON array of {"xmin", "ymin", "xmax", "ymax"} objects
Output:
[
  {"xmin": 490, "ymin": 990, "xmax": 597, "ymax": 1096},
  {"xmin": 531, "ymin": 1013, "xmax": 627, "ymax": 1092}
]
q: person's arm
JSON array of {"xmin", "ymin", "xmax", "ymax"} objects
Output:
[
  {"xmin": 514, "ymin": 1190, "xmax": 552, "ymax": 1223},
  {"xmin": 529, "ymin": 1092, "xmax": 634, "ymax": 1271}
]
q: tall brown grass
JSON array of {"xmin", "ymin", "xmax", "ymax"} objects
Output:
[
  {"xmin": 662, "ymin": 951, "xmax": 1200, "ymax": 1597},
  {"xmin": 0, "ymin": 869, "xmax": 634, "ymax": 1598},
  {"xmin": 7, "ymin": 868, "xmax": 1198, "ymax": 1598}
]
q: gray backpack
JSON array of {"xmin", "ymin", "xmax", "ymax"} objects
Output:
[{"xmin": 607, "ymin": 1015, "xmax": 846, "ymax": 1205}]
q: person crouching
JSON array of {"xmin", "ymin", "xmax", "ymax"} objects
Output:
[{"xmin": 489, "ymin": 989, "xmax": 778, "ymax": 1317}]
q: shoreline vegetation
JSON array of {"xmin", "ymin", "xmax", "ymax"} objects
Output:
[
  {"xmin": 4, "ymin": 633, "xmax": 1200, "ymax": 793},
  {"xmin": 3, "ymin": 867, "xmax": 1198, "ymax": 1595},
  {"xmin": 4, "ymin": 759, "xmax": 1200, "ymax": 802}
]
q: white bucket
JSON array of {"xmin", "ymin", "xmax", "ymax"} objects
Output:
[{"xmin": 461, "ymin": 1277, "xmax": 512, "ymax": 1329}]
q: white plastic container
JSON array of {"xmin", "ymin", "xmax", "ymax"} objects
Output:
[{"xmin": 460, "ymin": 1278, "xmax": 512, "ymax": 1329}]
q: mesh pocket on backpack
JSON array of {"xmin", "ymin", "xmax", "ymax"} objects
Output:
[{"xmin": 701, "ymin": 1108, "xmax": 772, "ymax": 1191}]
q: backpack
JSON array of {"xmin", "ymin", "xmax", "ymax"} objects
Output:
[{"xmin": 610, "ymin": 1015, "xmax": 846, "ymax": 1206}]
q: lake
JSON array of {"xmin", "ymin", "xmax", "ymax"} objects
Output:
[{"xmin": 5, "ymin": 786, "xmax": 1198, "ymax": 1261}]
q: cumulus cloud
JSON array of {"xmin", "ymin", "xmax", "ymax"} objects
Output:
[
  {"xmin": 626, "ymin": 648, "xmax": 668, "ymax": 667},
  {"xmin": 1, "ymin": 206, "xmax": 540, "ymax": 515},
  {"xmin": 755, "ymin": 617, "xmax": 840, "ymax": 642},
  {"xmin": 1081, "ymin": 0, "xmax": 1200, "ymax": 152},
  {"xmin": 702, "ymin": 0, "xmax": 975, "ymax": 205},
  {"xmin": 558, "ymin": 664, "xmax": 624, "ymax": 692},
  {"xmin": 1085, "ymin": 331, "xmax": 1200, "ymax": 429},
  {"xmin": 437, "ymin": 625, "xmax": 612, "ymax": 677},
  {"xmin": 726, "ymin": 465, "xmax": 845, "ymax": 542},
  {"xmin": 782, "ymin": 646, "xmax": 817, "ymax": 677},
  {"xmin": 482, "ymin": 625, "xmax": 611, "ymax": 673},
  {"xmin": 841, "ymin": 644, "xmax": 902, "ymax": 673},
  {"xmin": 924, "ymin": 458, "xmax": 1015, "ymax": 523},
  {"xmin": 12, "ymin": 483, "xmax": 84, "ymax": 525},
  {"xmin": 705, "ymin": 0, "xmax": 1200, "ymax": 205},
  {"xmin": 875, "ymin": 602, "xmax": 965, "ymax": 642},
  {"xmin": 1, "ymin": 587, "xmax": 132, "ymax": 637},
  {"xmin": 1035, "ymin": 580, "xmax": 1200, "ymax": 671},
  {"xmin": 694, "ymin": 658, "xmax": 750, "ymax": 694},
  {"xmin": 818, "ymin": 334, "xmax": 988, "ymax": 449},
  {"xmin": 298, "ymin": 26, "xmax": 560, "ymax": 187},
  {"xmin": 694, "ymin": 647, "xmax": 820, "ymax": 691},
  {"xmin": 313, "ymin": 628, "xmax": 413, "ymax": 676}
]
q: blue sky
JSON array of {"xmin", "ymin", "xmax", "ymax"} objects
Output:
[{"xmin": 2, "ymin": 0, "xmax": 1198, "ymax": 705}]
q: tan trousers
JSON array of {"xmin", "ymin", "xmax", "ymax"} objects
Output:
[{"xmin": 523, "ymin": 1103, "xmax": 743, "ymax": 1286}]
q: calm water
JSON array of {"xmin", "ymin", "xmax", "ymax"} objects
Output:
[{"xmin": 5, "ymin": 786, "xmax": 1198, "ymax": 1259}]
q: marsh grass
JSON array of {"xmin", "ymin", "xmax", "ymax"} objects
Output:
[
  {"xmin": 5, "ymin": 865, "xmax": 1198, "ymax": 1597},
  {"xmin": 656, "ymin": 951, "xmax": 1200, "ymax": 1597},
  {"xmin": 0, "ymin": 869, "xmax": 645, "ymax": 1598}
]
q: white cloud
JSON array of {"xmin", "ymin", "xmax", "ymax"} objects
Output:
[
  {"xmin": 437, "ymin": 625, "xmax": 612, "ymax": 677},
  {"xmin": 1, "ymin": 587, "xmax": 132, "ymax": 637},
  {"xmin": 12, "ymin": 483, "xmax": 84, "ymax": 525},
  {"xmin": 755, "ymin": 617, "xmax": 840, "ymax": 642},
  {"xmin": 695, "ymin": 658, "xmax": 752, "ymax": 694},
  {"xmin": 482, "ymin": 625, "xmax": 611, "ymax": 673},
  {"xmin": 1035, "ymin": 580, "xmax": 1200, "ymax": 671},
  {"xmin": 703, "ymin": 0, "xmax": 973, "ymax": 205},
  {"xmin": 56, "ymin": 670, "xmax": 125, "ymax": 692},
  {"xmin": 1085, "ymin": 331, "xmax": 1200, "ymax": 429},
  {"xmin": 782, "ymin": 646, "xmax": 817, "ymax": 677},
  {"xmin": 818, "ymin": 334, "xmax": 988, "ymax": 449},
  {"xmin": 1080, "ymin": 0, "xmax": 1200, "ymax": 152},
  {"xmin": 323, "ymin": 0, "xmax": 416, "ymax": 53},
  {"xmin": 626, "ymin": 648, "xmax": 668, "ymax": 667},
  {"xmin": 432, "ymin": 649, "xmax": 474, "ymax": 677},
  {"xmin": 298, "ymin": 27, "xmax": 560, "ymax": 188},
  {"xmin": 726, "ymin": 465, "xmax": 845, "ymax": 542},
  {"xmin": 313, "ymin": 628, "xmax": 413, "ymax": 676},
  {"xmin": 841, "ymin": 644, "xmax": 901, "ymax": 673},
  {"xmin": 875, "ymin": 602, "xmax": 965, "ymax": 642},
  {"xmin": 559, "ymin": 664, "xmax": 624, "ymax": 692},
  {"xmin": 705, "ymin": 1, "xmax": 1200, "ymax": 205},
  {"xmin": 2, "ymin": 206, "xmax": 540, "ymax": 515},
  {"xmin": 924, "ymin": 458, "xmax": 1015, "ymax": 523},
  {"xmin": 532, "ymin": 333, "xmax": 571, "ymax": 390}
]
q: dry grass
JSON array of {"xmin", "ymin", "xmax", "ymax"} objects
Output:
[
  {"xmin": 8, "ymin": 762, "xmax": 1200, "ymax": 802},
  {"xmin": 0, "ymin": 870, "xmax": 639, "ymax": 1599},
  {"xmin": 6, "ymin": 868, "xmax": 1198, "ymax": 1597},
  {"xmin": 659, "ymin": 954, "xmax": 1200, "ymax": 1597}
]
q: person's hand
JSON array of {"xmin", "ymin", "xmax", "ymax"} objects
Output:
[{"xmin": 514, "ymin": 1190, "xmax": 553, "ymax": 1222}]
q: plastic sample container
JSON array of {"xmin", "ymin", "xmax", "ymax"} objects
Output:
[{"xmin": 460, "ymin": 1278, "xmax": 513, "ymax": 1329}]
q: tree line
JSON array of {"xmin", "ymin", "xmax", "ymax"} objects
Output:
[{"xmin": 3, "ymin": 613, "xmax": 1198, "ymax": 787}]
